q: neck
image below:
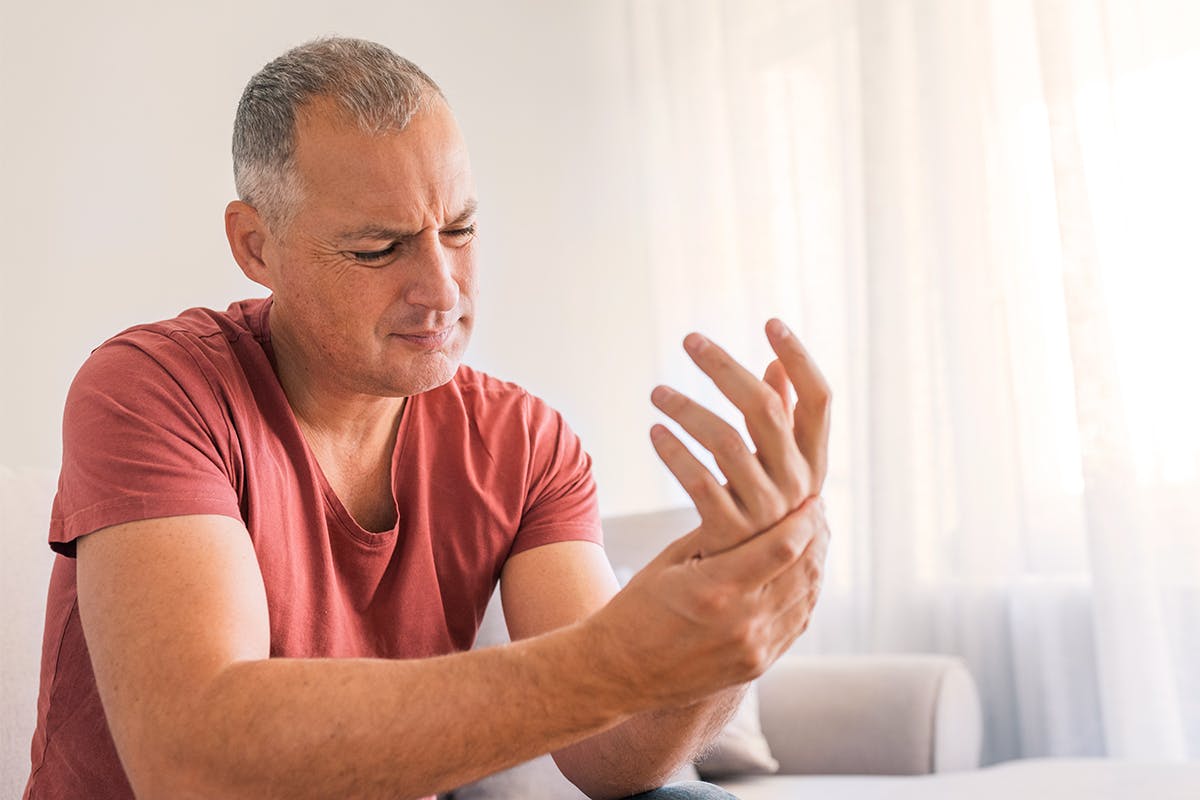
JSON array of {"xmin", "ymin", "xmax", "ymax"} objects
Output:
[{"xmin": 269, "ymin": 315, "xmax": 407, "ymax": 453}]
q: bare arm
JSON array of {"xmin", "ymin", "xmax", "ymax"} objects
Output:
[
  {"xmin": 500, "ymin": 541, "xmax": 746, "ymax": 798},
  {"xmin": 77, "ymin": 515, "xmax": 634, "ymax": 800},
  {"xmin": 78, "ymin": 502, "xmax": 824, "ymax": 799}
]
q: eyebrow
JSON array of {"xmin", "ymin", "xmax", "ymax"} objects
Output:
[{"xmin": 335, "ymin": 199, "xmax": 479, "ymax": 243}]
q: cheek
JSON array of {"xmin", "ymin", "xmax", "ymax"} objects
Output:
[{"xmin": 453, "ymin": 252, "xmax": 479, "ymax": 304}]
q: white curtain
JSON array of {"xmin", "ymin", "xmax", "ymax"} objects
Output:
[{"xmin": 626, "ymin": 0, "xmax": 1200, "ymax": 765}]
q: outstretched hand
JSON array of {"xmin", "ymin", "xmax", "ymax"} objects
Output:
[
  {"xmin": 649, "ymin": 318, "xmax": 831, "ymax": 556},
  {"xmin": 586, "ymin": 321, "xmax": 832, "ymax": 709}
]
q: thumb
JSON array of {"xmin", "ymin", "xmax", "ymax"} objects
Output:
[{"xmin": 764, "ymin": 359, "xmax": 792, "ymax": 407}]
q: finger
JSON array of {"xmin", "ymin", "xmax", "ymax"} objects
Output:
[
  {"xmin": 763, "ymin": 359, "xmax": 792, "ymax": 408},
  {"xmin": 694, "ymin": 496, "xmax": 822, "ymax": 588},
  {"xmin": 765, "ymin": 320, "xmax": 832, "ymax": 494},
  {"xmin": 767, "ymin": 588, "xmax": 818, "ymax": 657},
  {"xmin": 761, "ymin": 519, "xmax": 828, "ymax": 612},
  {"xmin": 751, "ymin": 499, "xmax": 829, "ymax": 659},
  {"xmin": 681, "ymin": 334, "xmax": 804, "ymax": 492},
  {"xmin": 649, "ymin": 424, "xmax": 752, "ymax": 554},
  {"xmin": 651, "ymin": 386, "xmax": 786, "ymax": 530},
  {"xmin": 759, "ymin": 528, "xmax": 830, "ymax": 657},
  {"xmin": 772, "ymin": 542, "xmax": 830, "ymax": 647}
]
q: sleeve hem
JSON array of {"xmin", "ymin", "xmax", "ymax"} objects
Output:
[
  {"xmin": 50, "ymin": 494, "xmax": 245, "ymax": 557},
  {"xmin": 507, "ymin": 522, "xmax": 604, "ymax": 559}
]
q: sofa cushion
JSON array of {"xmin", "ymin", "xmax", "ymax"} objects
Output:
[
  {"xmin": 757, "ymin": 654, "xmax": 981, "ymax": 775},
  {"xmin": 695, "ymin": 682, "xmax": 779, "ymax": 779},
  {"xmin": 0, "ymin": 466, "xmax": 59, "ymax": 799}
]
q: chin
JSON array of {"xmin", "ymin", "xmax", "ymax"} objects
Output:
[{"xmin": 385, "ymin": 352, "xmax": 462, "ymax": 397}]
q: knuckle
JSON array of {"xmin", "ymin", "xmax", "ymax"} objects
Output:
[
  {"xmin": 768, "ymin": 494, "xmax": 791, "ymax": 521},
  {"xmin": 743, "ymin": 486, "xmax": 785, "ymax": 520},
  {"xmin": 812, "ymin": 384, "xmax": 833, "ymax": 410},
  {"xmin": 694, "ymin": 475, "xmax": 727, "ymax": 504},
  {"xmin": 752, "ymin": 383, "xmax": 785, "ymax": 417},
  {"xmin": 806, "ymin": 557, "xmax": 824, "ymax": 582},
  {"xmin": 807, "ymin": 567, "xmax": 824, "ymax": 599},
  {"xmin": 713, "ymin": 427, "xmax": 747, "ymax": 459},
  {"xmin": 680, "ymin": 472, "xmax": 711, "ymax": 498},
  {"xmin": 696, "ymin": 585, "xmax": 735, "ymax": 616},
  {"xmin": 733, "ymin": 633, "xmax": 769, "ymax": 675},
  {"xmin": 744, "ymin": 645, "xmax": 771, "ymax": 677},
  {"xmin": 778, "ymin": 474, "xmax": 805, "ymax": 504},
  {"xmin": 772, "ymin": 533, "xmax": 805, "ymax": 563}
]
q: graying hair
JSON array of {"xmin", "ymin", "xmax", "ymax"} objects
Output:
[{"xmin": 232, "ymin": 37, "xmax": 444, "ymax": 236}]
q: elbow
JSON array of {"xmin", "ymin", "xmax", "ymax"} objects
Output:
[
  {"xmin": 122, "ymin": 739, "xmax": 239, "ymax": 800},
  {"xmin": 121, "ymin": 755, "xmax": 216, "ymax": 800},
  {"xmin": 552, "ymin": 751, "xmax": 678, "ymax": 800},
  {"xmin": 116, "ymin": 707, "xmax": 252, "ymax": 800}
]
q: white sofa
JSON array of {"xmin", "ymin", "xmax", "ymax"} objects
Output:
[
  {"xmin": 450, "ymin": 506, "xmax": 1200, "ymax": 799},
  {"xmin": 4, "ymin": 468, "xmax": 1198, "ymax": 799}
]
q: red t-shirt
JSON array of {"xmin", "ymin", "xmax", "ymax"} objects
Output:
[{"xmin": 24, "ymin": 297, "xmax": 603, "ymax": 799}]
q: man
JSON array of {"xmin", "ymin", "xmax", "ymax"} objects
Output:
[{"xmin": 25, "ymin": 37, "xmax": 831, "ymax": 800}]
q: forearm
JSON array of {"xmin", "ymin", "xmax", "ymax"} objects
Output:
[
  {"xmin": 157, "ymin": 624, "xmax": 635, "ymax": 800},
  {"xmin": 552, "ymin": 683, "xmax": 746, "ymax": 799}
]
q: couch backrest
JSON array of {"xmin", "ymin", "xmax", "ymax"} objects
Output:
[{"xmin": 0, "ymin": 467, "xmax": 59, "ymax": 798}]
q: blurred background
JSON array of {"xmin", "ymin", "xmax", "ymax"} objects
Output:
[{"xmin": 1, "ymin": 0, "xmax": 1197, "ymax": 769}]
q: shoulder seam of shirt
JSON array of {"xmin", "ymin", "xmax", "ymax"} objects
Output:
[
  {"xmin": 95, "ymin": 304, "xmax": 263, "ymax": 351},
  {"xmin": 99, "ymin": 327, "xmax": 245, "ymax": 465},
  {"xmin": 164, "ymin": 329, "xmax": 245, "ymax": 457}
]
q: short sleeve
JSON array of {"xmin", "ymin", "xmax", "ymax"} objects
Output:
[
  {"xmin": 509, "ymin": 394, "xmax": 603, "ymax": 557},
  {"xmin": 50, "ymin": 332, "xmax": 243, "ymax": 556}
]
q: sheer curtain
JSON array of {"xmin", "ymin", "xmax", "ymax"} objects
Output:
[{"xmin": 626, "ymin": 0, "xmax": 1200, "ymax": 765}]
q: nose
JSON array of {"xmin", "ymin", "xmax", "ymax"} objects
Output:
[{"xmin": 403, "ymin": 233, "xmax": 461, "ymax": 313}]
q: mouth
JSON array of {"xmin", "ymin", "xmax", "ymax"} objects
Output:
[{"xmin": 393, "ymin": 325, "xmax": 454, "ymax": 350}]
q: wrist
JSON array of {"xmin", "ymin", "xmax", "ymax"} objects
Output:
[{"xmin": 568, "ymin": 611, "xmax": 661, "ymax": 718}]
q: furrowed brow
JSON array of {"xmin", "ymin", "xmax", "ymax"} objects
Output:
[
  {"xmin": 335, "ymin": 200, "xmax": 478, "ymax": 243},
  {"xmin": 335, "ymin": 224, "xmax": 414, "ymax": 243},
  {"xmin": 447, "ymin": 199, "xmax": 479, "ymax": 227}
]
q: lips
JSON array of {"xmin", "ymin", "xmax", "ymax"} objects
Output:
[{"xmin": 394, "ymin": 326, "xmax": 454, "ymax": 350}]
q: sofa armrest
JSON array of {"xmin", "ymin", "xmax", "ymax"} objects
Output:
[{"xmin": 756, "ymin": 654, "xmax": 982, "ymax": 776}]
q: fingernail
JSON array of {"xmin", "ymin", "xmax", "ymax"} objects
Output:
[
  {"xmin": 651, "ymin": 385, "xmax": 674, "ymax": 404},
  {"xmin": 683, "ymin": 333, "xmax": 708, "ymax": 353},
  {"xmin": 768, "ymin": 319, "xmax": 790, "ymax": 339}
]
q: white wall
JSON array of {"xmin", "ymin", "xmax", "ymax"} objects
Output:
[{"xmin": 0, "ymin": 0, "xmax": 679, "ymax": 515}]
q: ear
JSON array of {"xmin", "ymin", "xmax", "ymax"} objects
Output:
[{"xmin": 225, "ymin": 200, "xmax": 275, "ymax": 290}]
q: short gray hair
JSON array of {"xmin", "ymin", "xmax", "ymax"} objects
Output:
[{"xmin": 232, "ymin": 37, "xmax": 444, "ymax": 236}]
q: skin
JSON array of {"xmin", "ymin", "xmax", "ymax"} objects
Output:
[
  {"xmin": 75, "ymin": 92, "xmax": 833, "ymax": 799},
  {"xmin": 240, "ymin": 95, "xmax": 479, "ymax": 531}
]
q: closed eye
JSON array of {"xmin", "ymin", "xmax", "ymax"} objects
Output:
[
  {"xmin": 349, "ymin": 245, "xmax": 396, "ymax": 263},
  {"xmin": 443, "ymin": 224, "xmax": 476, "ymax": 243},
  {"xmin": 347, "ymin": 224, "xmax": 475, "ymax": 263}
]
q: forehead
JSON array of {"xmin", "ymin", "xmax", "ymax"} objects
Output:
[{"xmin": 290, "ymin": 96, "xmax": 474, "ymax": 225}]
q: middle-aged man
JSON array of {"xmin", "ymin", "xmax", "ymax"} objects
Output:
[{"xmin": 25, "ymin": 37, "xmax": 831, "ymax": 800}]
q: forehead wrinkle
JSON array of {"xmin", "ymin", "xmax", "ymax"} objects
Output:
[{"xmin": 334, "ymin": 197, "xmax": 478, "ymax": 243}]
